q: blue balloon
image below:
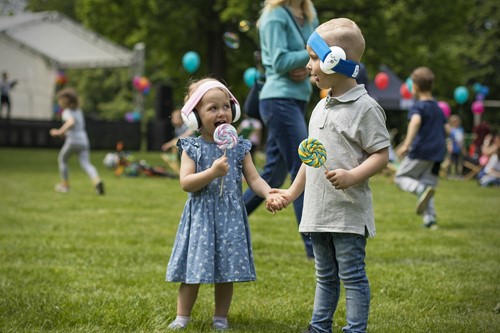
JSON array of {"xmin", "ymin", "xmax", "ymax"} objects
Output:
[
  {"xmin": 182, "ymin": 51, "xmax": 200, "ymax": 74},
  {"xmin": 454, "ymin": 86, "xmax": 469, "ymax": 105},
  {"xmin": 480, "ymin": 85, "xmax": 489, "ymax": 96},
  {"xmin": 472, "ymin": 82, "xmax": 483, "ymax": 93},
  {"xmin": 405, "ymin": 77, "xmax": 413, "ymax": 93},
  {"xmin": 243, "ymin": 67, "xmax": 258, "ymax": 88}
]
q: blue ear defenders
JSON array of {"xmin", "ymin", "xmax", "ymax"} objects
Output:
[{"xmin": 307, "ymin": 31, "xmax": 360, "ymax": 78}]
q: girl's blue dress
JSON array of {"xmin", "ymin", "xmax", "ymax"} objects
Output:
[{"xmin": 166, "ymin": 136, "xmax": 256, "ymax": 284}]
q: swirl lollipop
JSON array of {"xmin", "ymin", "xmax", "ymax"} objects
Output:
[
  {"xmin": 298, "ymin": 138, "xmax": 354, "ymax": 204},
  {"xmin": 214, "ymin": 124, "xmax": 238, "ymax": 195}
]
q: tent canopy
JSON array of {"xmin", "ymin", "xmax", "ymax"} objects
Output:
[
  {"xmin": 367, "ymin": 65, "xmax": 413, "ymax": 111},
  {"xmin": 0, "ymin": 11, "xmax": 135, "ymax": 69}
]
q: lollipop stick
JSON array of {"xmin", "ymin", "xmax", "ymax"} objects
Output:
[
  {"xmin": 219, "ymin": 149, "xmax": 227, "ymax": 196},
  {"xmin": 323, "ymin": 164, "xmax": 354, "ymax": 204}
]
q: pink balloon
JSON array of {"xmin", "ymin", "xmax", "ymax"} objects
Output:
[
  {"xmin": 437, "ymin": 101, "xmax": 451, "ymax": 118},
  {"xmin": 471, "ymin": 100, "xmax": 485, "ymax": 114},
  {"xmin": 374, "ymin": 72, "xmax": 389, "ymax": 90}
]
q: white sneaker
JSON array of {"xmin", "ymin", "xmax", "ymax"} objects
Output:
[
  {"xmin": 212, "ymin": 320, "xmax": 229, "ymax": 331},
  {"xmin": 416, "ymin": 186, "xmax": 434, "ymax": 215},
  {"xmin": 54, "ymin": 183, "xmax": 69, "ymax": 193}
]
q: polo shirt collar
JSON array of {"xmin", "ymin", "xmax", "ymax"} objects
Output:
[{"xmin": 325, "ymin": 85, "xmax": 367, "ymax": 107}]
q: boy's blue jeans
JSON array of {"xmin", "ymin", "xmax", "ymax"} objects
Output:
[
  {"xmin": 242, "ymin": 98, "xmax": 313, "ymax": 257},
  {"xmin": 309, "ymin": 232, "xmax": 370, "ymax": 333}
]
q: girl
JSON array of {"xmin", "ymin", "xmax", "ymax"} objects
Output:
[
  {"xmin": 166, "ymin": 79, "xmax": 281, "ymax": 330},
  {"xmin": 49, "ymin": 88, "xmax": 104, "ymax": 195}
]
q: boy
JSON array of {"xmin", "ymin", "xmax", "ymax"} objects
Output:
[
  {"xmin": 395, "ymin": 67, "xmax": 448, "ymax": 229},
  {"xmin": 268, "ymin": 18, "xmax": 390, "ymax": 333}
]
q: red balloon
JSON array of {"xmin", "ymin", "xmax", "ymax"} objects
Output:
[
  {"xmin": 400, "ymin": 83, "xmax": 412, "ymax": 99},
  {"xmin": 374, "ymin": 72, "xmax": 389, "ymax": 90}
]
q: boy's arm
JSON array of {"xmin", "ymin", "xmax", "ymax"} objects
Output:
[
  {"xmin": 397, "ymin": 114, "xmax": 421, "ymax": 156},
  {"xmin": 326, "ymin": 148, "xmax": 389, "ymax": 189}
]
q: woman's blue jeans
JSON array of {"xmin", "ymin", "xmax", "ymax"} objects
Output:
[
  {"xmin": 242, "ymin": 98, "xmax": 313, "ymax": 257},
  {"xmin": 309, "ymin": 232, "xmax": 370, "ymax": 333}
]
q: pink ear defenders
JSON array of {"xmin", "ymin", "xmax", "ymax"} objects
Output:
[
  {"xmin": 307, "ymin": 31, "xmax": 360, "ymax": 78},
  {"xmin": 181, "ymin": 80, "xmax": 241, "ymax": 131}
]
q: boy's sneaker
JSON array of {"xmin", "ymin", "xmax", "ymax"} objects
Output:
[
  {"xmin": 54, "ymin": 183, "xmax": 69, "ymax": 193},
  {"xmin": 416, "ymin": 186, "xmax": 434, "ymax": 215},
  {"xmin": 423, "ymin": 221, "xmax": 439, "ymax": 230},
  {"xmin": 95, "ymin": 181, "xmax": 105, "ymax": 195}
]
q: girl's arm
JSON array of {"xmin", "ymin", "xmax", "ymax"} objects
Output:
[
  {"xmin": 179, "ymin": 150, "xmax": 228, "ymax": 193},
  {"xmin": 49, "ymin": 115, "xmax": 75, "ymax": 137}
]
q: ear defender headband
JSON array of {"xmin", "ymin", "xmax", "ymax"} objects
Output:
[
  {"xmin": 181, "ymin": 80, "xmax": 241, "ymax": 131},
  {"xmin": 307, "ymin": 31, "xmax": 360, "ymax": 78}
]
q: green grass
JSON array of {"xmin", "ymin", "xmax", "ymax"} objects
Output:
[{"xmin": 1, "ymin": 147, "xmax": 499, "ymax": 333}]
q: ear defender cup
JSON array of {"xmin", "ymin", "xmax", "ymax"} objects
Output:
[
  {"xmin": 181, "ymin": 80, "xmax": 241, "ymax": 131},
  {"xmin": 320, "ymin": 46, "xmax": 346, "ymax": 74},
  {"xmin": 230, "ymin": 101, "xmax": 241, "ymax": 123},
  {"xmin": 307, "ymin": 31, "xmax": 360, "ymax": 78},
  {"xmin": 181, "ymin": 110, "xmax": 202, "ymax": 131}
]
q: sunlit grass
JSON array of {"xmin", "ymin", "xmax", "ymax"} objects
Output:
[{"xmin": 0, "ymin": 148, "xmax": 499, "ymax": 332}]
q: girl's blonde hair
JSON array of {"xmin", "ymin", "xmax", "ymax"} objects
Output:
[
  {"xmin": 260, "ymin": 0, "xmax": 315, "ymax": 24},
  {"xmin": 57, "ymin": 88, "xmax": 79, "ymax": 109}
]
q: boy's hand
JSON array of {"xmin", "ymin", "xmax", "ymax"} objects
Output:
[
  {"xmin": 397, "ymin": 144, "xmax": 409, "ymax": 157},
  {"xmin": 325, "ymin": 169, "xmax": 355, "ymax": 190},
  {"xmin": 265, "ymin": 192, "xmax": 285, "ymax": 214},
  {"xmin": 212, "ymin": 156, "xmax": 229, "ymax": 177}
]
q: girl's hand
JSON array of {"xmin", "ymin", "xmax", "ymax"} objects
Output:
[
  {"xmin": 211, "ymin": 155, "xmax": 229, "ymax": 177},
  {"xmin": 325, "ymin": 169, "xmax": 355, "ymax": 190},
  {"xmin": 49, "ymin": 128, "xmax": 60, "ymax": 137},
  {"xmin": 268, "ymin": 188, "xmax": 293, "ymax": 208},
  {"xmin": 265, "ymin": 192, "xmax": 285, "ymax": 214}
]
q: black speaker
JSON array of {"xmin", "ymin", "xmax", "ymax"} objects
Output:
[{"xmin": 155, "ymin": 84, "xmax": 173, "ymax": 120}]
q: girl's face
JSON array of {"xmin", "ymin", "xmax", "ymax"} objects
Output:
[
  {"xmin": 306, "ymin": 45, "xmax": 334, "ymax": 91},
  {"xmin": 196, "ymin": 88, "xmax": 232, "ymax": 140},
  {"xmin": 57, "ymin": 97, "xmax": 67, "ymax": 109}
]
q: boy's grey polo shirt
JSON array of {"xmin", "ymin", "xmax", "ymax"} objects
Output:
[{"xmin": 299, "ymin": 85, "xmax": 390, "ymax": 237}]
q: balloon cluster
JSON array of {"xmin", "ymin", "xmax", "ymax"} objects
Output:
[
  {"xmin": 125, "ymin": 111, "xmax": 141, "ymax": 122},
  {"xmin": 55, "ymin": 71, "xmax": 67, "ymax": 86},
  {"xmin": 133, "ymin": 76, "xmax": 151, "ymax": 95},
  {"xmin": 471, "ymin": 82, "xmax": 489, "ymax": 115}
]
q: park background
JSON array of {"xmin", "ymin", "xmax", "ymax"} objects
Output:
[{"xmin": 1, "ymin": 0, "xmax": 500, "ymax": 332}]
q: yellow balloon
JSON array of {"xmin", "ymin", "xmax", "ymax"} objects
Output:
[{"xmin": 319, "ymin": 89, "xmax": 329, "ymax": 99}]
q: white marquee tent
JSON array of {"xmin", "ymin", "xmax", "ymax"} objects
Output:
[{"xmin": 0, "ymin": 11, "xmax": 140, "ymax": 120}]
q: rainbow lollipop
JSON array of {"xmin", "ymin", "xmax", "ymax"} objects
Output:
[
  {"xmin": 214, "ymin": 124, "xmax": 238, "ymax": 195},
  {"xmin": 298, "ymin": 138, "xmax": 354, "ymax": 204}
]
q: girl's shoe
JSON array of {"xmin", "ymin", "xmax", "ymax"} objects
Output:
[
  {"xmin": 54, "ymin": 183, "xmax": 69, "ymax": 193},
  {"xmin": 167, "ymin": 320, "xmax": 188, "ymax": 330},
  {"xmin": 212, "ymin": 320, "xmax": 229, "ymax": 331}
]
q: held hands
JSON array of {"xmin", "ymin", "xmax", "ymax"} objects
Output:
[
  {"xmin": 325, "ymin": 169, "xmax": 355, "ymax": 190},
  {"xmin": 265, "ymin": 188, "xmax": 292, "ymax": 213}
]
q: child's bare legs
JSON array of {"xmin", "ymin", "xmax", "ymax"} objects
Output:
[
  {"xmin": 177, "ymin": 283, "xmax": 200, "ymax": 315},
  {"xmin": 168, "ymin": 283, "xmax": 199, "ymax": 329},
  {"xmin": 214, "ymin": 282, "xmax": 233, "ymax": 316},
  {"xmin": 213, "ymin": 282, "xmax": 233, "ymax": 330}
]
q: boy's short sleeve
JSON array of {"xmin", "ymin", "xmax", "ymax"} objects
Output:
[
  {"xmin": 359, "ymin": 105, "xmax": 391, "ymax": 154},
  {"xmin": 177, "ymin": 137, "xmax": 199, "ymax": 161}
]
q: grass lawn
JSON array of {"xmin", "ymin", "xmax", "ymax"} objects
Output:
[{"xmin": 0, "ymin": 147, "xmax": 499, "ymax": 333}]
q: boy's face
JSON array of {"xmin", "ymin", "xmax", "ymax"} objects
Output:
[{"xmin": 306, "ymin": 45, "xmax": 334, "ymax": 90}]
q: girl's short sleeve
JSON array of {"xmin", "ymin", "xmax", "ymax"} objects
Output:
[
  {"xmin": 237, "ymin": 137, "xmax": 252, "ymax": 161},
  {"xmin": 178, "ymin": 137, "xmax": 199, "ymax": 161}
]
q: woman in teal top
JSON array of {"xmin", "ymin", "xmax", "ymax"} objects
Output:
[{"xmin": 243, "ymin": 0, "xmax": 318, "ymax": 259}]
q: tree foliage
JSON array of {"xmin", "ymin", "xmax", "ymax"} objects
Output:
[{"xmin": 25, "ymin": 0, "xmax": 500, "ymax": 127}]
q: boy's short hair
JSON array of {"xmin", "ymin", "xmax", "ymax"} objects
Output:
[
  {"xmin": 411, "ymin": 67, "xmax": 435, "ymax": 92},
  {"xmin": 316, "ymin": 18, "xmax": 365, "ymax": 62}
]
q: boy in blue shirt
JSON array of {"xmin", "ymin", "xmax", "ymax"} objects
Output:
[{"xmin": 395, "ymin": 67, "xmax": 449, "ymax": 229}]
